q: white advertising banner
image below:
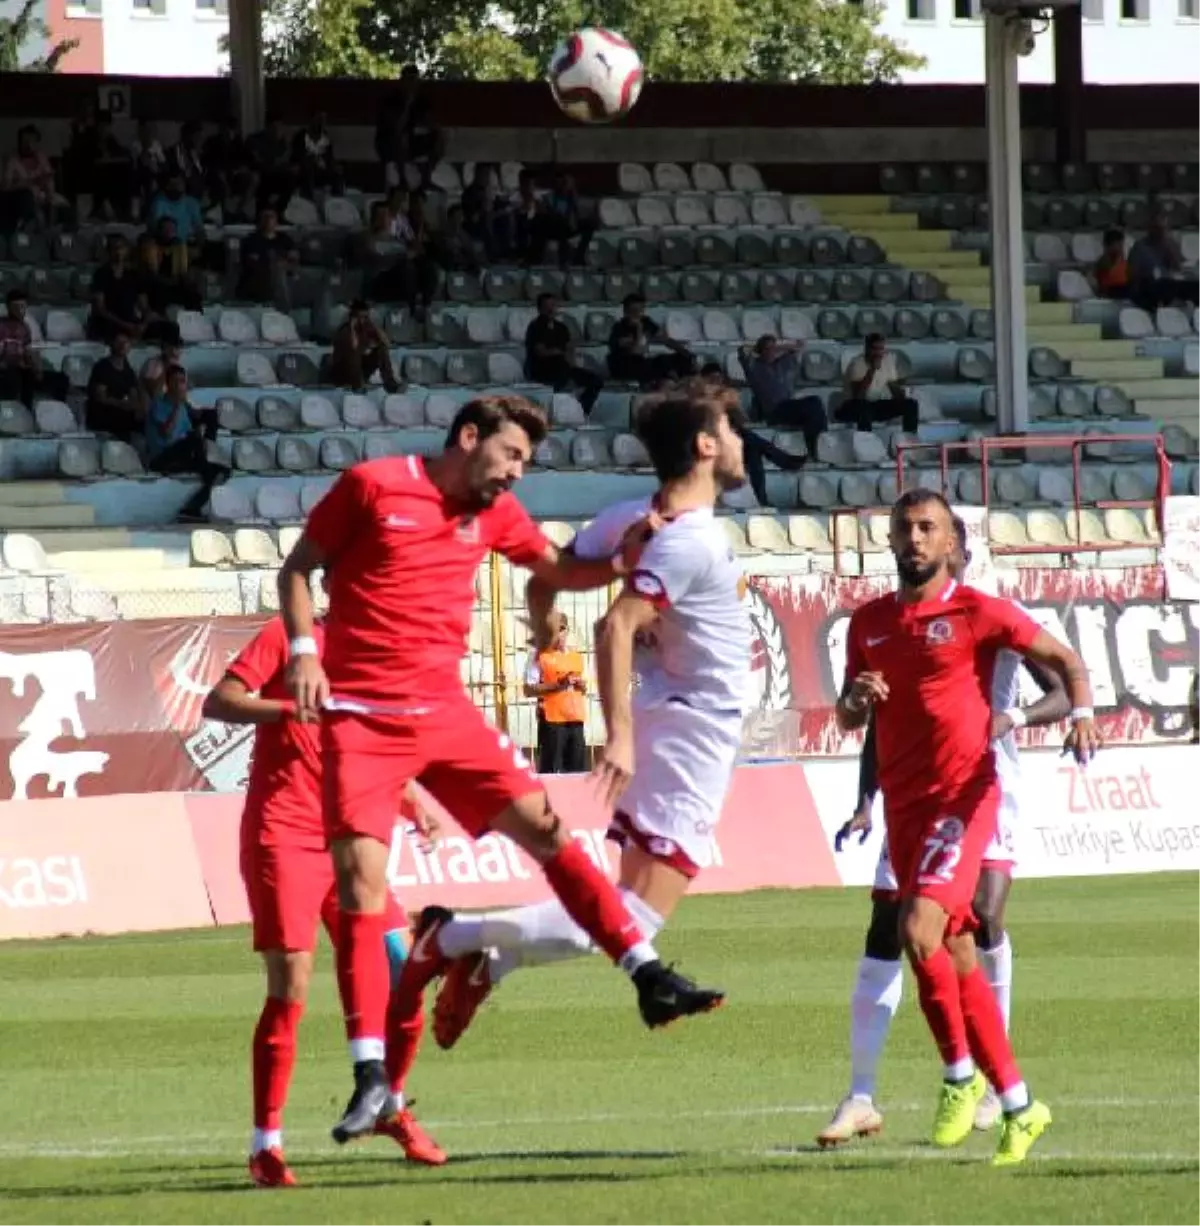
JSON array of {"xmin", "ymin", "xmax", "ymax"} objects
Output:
[
  {"xmin": 804, "ymin": 745, "xmax": 1200, "ymax": 884},
  {"xmin": 1162, "ymin": 495, "xmax": 1200, "ymax": 603}
]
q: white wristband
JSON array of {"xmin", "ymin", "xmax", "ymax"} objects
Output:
[
  {"xmin": 1070, "ymin": 706, "xmax": 1095, "ymax": 723},
  {"xmin": 289, "ymin": 635, "xmax": 319, "ymax": 658},
  {"xmin": 1004, "ymin": 707, "xmax": 1027, "ymax": 729}
]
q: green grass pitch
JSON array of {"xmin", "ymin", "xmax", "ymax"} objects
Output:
[{"xmin": 0, "ymin": 874, "xmax": 1195, "ymax": 1224}]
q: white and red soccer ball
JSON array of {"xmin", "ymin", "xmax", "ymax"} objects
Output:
[{"xmin": 547, "ymin": 27, "xmax": 644, "ymax": 125}]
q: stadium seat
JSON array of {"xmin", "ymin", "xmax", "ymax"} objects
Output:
[
  {"xmin": 237, "ymin": 352, "xmax": 277, "ymax": 387},
  {"xmin": 277, "ymin": 437, "xmax": 317, "ymax": 472},
  {"xmin": 177, "ymin": 310, "xmax": 216, "ymax": 344},
  {"xmin": 210, "ymin": 483, "xmax": 254, "ymax": 523},
  {"xmin": 405, "ymin": 354, "xmax": 444, "ymax": 384},
  {"xmin": 45, "ymin": 309, "xmax": 85, "ymax": 343},
  {"xmin": 191, "ymin": 528, "xmax": 234, "ymax": 566},
  {"xmin": 233, "ymin": 438, "xmax": 273, "ymax": 472},
  {"xmin": 551, "ymin": 393, "xmax": 587, "ymax": 427},
  {"xmin": 34, "ymin": 400, "xmax": 79, "ymax": 435},
  {"xmin": 383, "ymin": 393, "xmax": 425, "ymax": 428},
  {"xmin": 101, "ymin": 440, "xmax": 143, "ymax": 476},
  {"xmin": 343, "ymin": 394, "xmax": 382, "ymax": 429},
  {"xmin": 729, "ymin": 164, "xmax": 765, "ymax": 192},
  {"xmin": 535, "ymin": 435, "xmax": 569, "ymax": 469},
  {"xmin": 58, "ymin": 438, "xmax": 100, "ymax": 478},
  {"xmin": 276, "ymin": 352, "xmax": 320, "ymax": 387},
  {"xmin": 257, "ymin": 482, "xmax": 302, "ymax": 523},
  {"xmin": 571, "ymin": 431, "xmax": 611, "ymax": 468},
  {"xmin": 320, "ymin": 436, "xmax": 359, "ymax": 470},
  {"xmin": 425, "ymin": 393, "xmax": 460, "ymax": 428},
  {"xmin": 1118, "ymin": 308, "xmax": 1155, "ymax": 340},
  {"xmin": 487, "ymin": 353, "xmax": 525, "ymax": 384},
  {"xmin": 300, "ymin": 394, "xmax": 341, "ymax": 430},
  {"xmin": 617, "ymin": 163, "xmax": 653, "ymax": 194},
  {"xmin": 220, "ymin": 309, "xmax": 259, "ymax": 344},
  {"xmin": 324, "ymin": 198, "xmax": 362, "ymax": 228},
  {"xmin": 447, "ymin": 352, "xmax": 488, "ymax": 385},
  {"xmin": 261, "ymin": 310, "xmax": 301, "ymax": 345},
  {"xmin": 1156, "ymin": 307, "xmax": 1192, "ymax": 338},
  {"xmin": 365, "ymin": 434, "xmax": 406, "ymax": 461},
  {"xmin": 234, "ymin": 527, "xmax": 280, "ymax": 566},
  {"xmin": 0, "ymin": 400, "xmax": 34, "ymax": 436},
  {"xmin": 612, "ymin": 433, "xmax": 650, "ymax": 467}
]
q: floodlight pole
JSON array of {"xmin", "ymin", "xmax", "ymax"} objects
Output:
[
  {"xmin": 984, "ymin": 13, "xmax": 1028, "ymax": 436},
  {"xmin": 228, "ymin": 0, "xmax": 266, "ymax": 135}
]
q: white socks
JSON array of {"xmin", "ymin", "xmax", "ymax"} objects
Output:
[
  {"xmin": 437, "ymin": 889, "xmax": 666, "ymax": 985},
  {"xmin": 849, "ymin": 956, "xmax": 904, "ymax": 1101},
  {"xmin": 251, "ymin": 1127, "xmax": 282, "ymax": 1155},
  {"xmin": 977, "ymin": 936, "xmax": 1013, "ymax": 1033},
  {"xmin": 347, "ymin": 1036, "xmax": 385, "ymax": 1064}
]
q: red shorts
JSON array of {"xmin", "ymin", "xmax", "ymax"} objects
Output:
[
  {"xmin": 240, "ymin": 837, "xmax": 338, "ymax": 953},
  {"xmin": 322, "ymin": 698, "xmax": 542, "ymax": 845},
  {"xmin": 887, "ymin": 776, "xmax": 1001, "ymax": 935}
]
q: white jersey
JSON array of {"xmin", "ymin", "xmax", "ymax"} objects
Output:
[{"xmin": 572, "ymin": 498, "xmax": 752, "ymax": 714}]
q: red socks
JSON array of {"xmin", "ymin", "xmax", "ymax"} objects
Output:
[
  {"xmin": 336, "ymin": 909, "xmax": 390, "ymax": 1049},
  {"xmin": 959, "ymin": 964, "xmax": 1022, "ymax": 1092},
  {"xmin": 385, "ymin": 989, "xmax": 425, "ymax": 1097},
  {"xmin": 542, "ymin": 839, "xmax": 642, "ymax": 964},
  {"xmin": 911, "ymin": 946, "xmax": 971, "ymax": 1070},
  {"xmin": 252, "ymin": 997, "xmax": 303, "ymax": 1131}
]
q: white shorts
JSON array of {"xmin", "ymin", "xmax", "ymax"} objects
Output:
[
  {"xmin": 872, "ymin": 784, "xmax": 1019, "ymax": 895},
  {"xmin": 607, "ymin": 701, "xmax": 743, "ymax": 879}
]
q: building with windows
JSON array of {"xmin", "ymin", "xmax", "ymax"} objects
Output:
[{"xmin": 877, "ymin": 0, "xmax": 1200, "ymax": 83}]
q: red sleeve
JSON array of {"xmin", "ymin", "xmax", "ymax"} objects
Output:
[
  {"xmin": 488, "ymin": 493, "xmax": 551, "ymax": 567},
  {"xmin": 304, "ymin": 465, "xmax": 374, "ymax": 561},
  {"xmin": 843, "ymin": 609, "xmax": 868, "ymax": 692},
  {"xmin": 972, "ymin": 593, "xmax": 1041, "ymax": 654},
  {"xmin": 225, "ymin": 618, "xmax": 289, "ymax": 692}
]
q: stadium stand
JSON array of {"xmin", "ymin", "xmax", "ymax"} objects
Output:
[{"xmin": 0, "ymin": 136, "xmax": 1196, "ymax": 733}]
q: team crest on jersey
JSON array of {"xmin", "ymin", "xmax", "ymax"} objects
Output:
[
  {"xmin": 631, "ymin": 571, "xmax": 666, "ymax": 600},
  {"xmin": 456, "ymin": 516, "xmax": 480, "ymax": 545},
  {"xmin": 926, "ymin": 618, "xmax": 953, "ymax": 644}
]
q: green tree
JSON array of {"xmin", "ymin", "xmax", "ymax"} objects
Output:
[
  {"xmin": 264, "ymin": 0, "xmax": 924, "ymax": 83},
  {"xmin": 0, "ymin": 0, "xmax": 78, "ymax": 72}
]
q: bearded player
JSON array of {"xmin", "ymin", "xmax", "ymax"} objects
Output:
[
  {"xmin": 203, "ymin": 615, "xmax": 446, "ymax": 1187},
  {"xmin": 279, "ymin": 395, "xmax": 724, "ymax": 1143},
  {"xmin": 836, "ymin": 488, "xmax": 1099, "ymax": 1166},
  {"xmin": 422, "ymin": 380, "xmax": 749, "ymax": 1048},
  {"xmin": 818, "ymin": 514, "xmax": 1070, "ymax": 1148}
]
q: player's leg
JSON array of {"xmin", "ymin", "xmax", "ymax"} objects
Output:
[
  {"xmin": 321, "ymin": 713, "xmax": 421, "ymax": 1143},
  {"xmin": 818, "ymin": 892, "xmax": 902, "ymax": 1147},
  {"xmin": 971, "ymin": 865, "xmax": 1013, "ymax": 1132},
  {"xmin": 400, "ymin": 703, "xmax": 724, "ymax": 1031},
  {"xmin": 242, "ymin": 841, "xmax": 329, "ymax": 1187},
  {"xmin": 434, "ymin": 839, "xmax": 685, "ymax": 1049}
]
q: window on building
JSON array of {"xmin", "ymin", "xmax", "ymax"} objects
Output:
[
  {"xmin": 953, "ymin": 0, "xmax": 981, "ymax": 18},
  {"xmin": 1081, "ymin": 0, "xmax": 1104, "ymax": 19},
  {"xmin": 907, "ymin": 0, "xmax": 936, "ymax": 19},
  {"xmin": 1120, "ymin": 0, "xmax": 1149, "ymax": 19},
  {"xmin": 1181, "ymin": 0, "xmax": 1199, "ymax": 20}
]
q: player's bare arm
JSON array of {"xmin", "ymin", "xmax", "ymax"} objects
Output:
[
  {"xmin": 1018, "ymin": 629, "xmax": 1100, "ymax": 763},
  {"xmin": 202, "ymin": 675, "xmax": 293, "ymax": 725},
  {"xmin": 990, "ymin": 657, "xmax": 1070, "ymax": 741},
  {"xmin": 592, "ymin": 589, "xmax": 659, "ymax": 808},
  {"xmin": 277, "ymin": 534, "xmax": 330, "ymax": 722}
]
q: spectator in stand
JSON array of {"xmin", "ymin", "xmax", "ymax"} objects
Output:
[
  {"xmin": 530, "ymin": 170, "xmax": 596, "ymax": 268},
  {"xmin": 290, "ymin": 112, "xmax": 344, "ymax": 200},
  {"xmin": 140, "ymin": 336, "xmax": 184, "ymax": 404},
  {"xmin": 204, "ymin": 116, "xmax": 256, "ymax": 223},
  {"xmin": 1093, "ymin": 228, "xmax": 1130, "ymax": 300},
  {"xmin": 376, "ymin": 66, "xmax": 445, "ymax": 190},
  {"xmin": 433, "ymin": 204, "xmax": 486, "ymax": 274},
  {"xmin": 328, "ymin": 299, "xmax": 402, "ymax": 394},
  {"xmin": 1128, "ymin": 210, "xmax": 1199, "ymax": 312},
  {"xmin": 144, "ymin": 364, "xmax": 229, "ymax": 523},
  {"xmin": 525, "ymin": 292, "xmax": 602, "ymax": 414},
  {"xmin": 607, "ymin": 293, "xmax": 695, "ymax": 386},
  {"xmin": 524, "ymin": 610, "xmax": 589, "ymax": 775},
  {"xmin": 86, "ymin": 330, "xmax": 143, "ymax": 440},
  {"xmin": 737, "ymin": 334, "xmax": 828, "ymax": 459},
  {"xmin": 148, "ymin": 173, "xmax": 204, "ymax": 274},
  {"xmin": 0, "ymin": 288, "xmax": 69, "ymax": 406},
  {"xmin": 362, "ymin": 197, "xmax": 439, "ymax": 318},
  {"xmin": 835, "ymin": 333, "xmax": 919, "ymax": 434},
  {"xmin": 460, "ymin": 163, "xmax": 503, "ymax": 260},
  {"xmin": 87, "ymin": 235, "xmax": 180, "ymax": 346},
  {"xmin": 131, "ymin": 119, "xmax": 168, "ymax": 207},
  {"xmin": 135, "ymin": 232, "xmax": 200, "ymax": 315},
  {"xmin": 167, "ymin": 120, "xmax": 209, "ymax": 206},
  {"xmin": 699, "ymin": 363, "xmax": 806, "ymax": 508},
  {"xmin": 2, "ymin": 125, "xmax": 59, "ymax": 232},
  {"xmin": 237, "ymin": 208, "xmax": 298, "ymax": 304},
  {"xmin": 246, "ymin": 116, "xmax": 296, "ymax": 214},
  {"xmin": 73, "ymin": 110, "xmax": 136, "ymax": 221}
]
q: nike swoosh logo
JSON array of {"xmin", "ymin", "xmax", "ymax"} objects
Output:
[
  {"xmin": 411, "ymin": 926, "xmax": 440, "ymax": 964},
  {"xmin": 657, "ymin": 993, "xmax": 678, "ymax": 1007},
  {"xmin": 867, "ymin": 636, "xmax": 889, "ymax": 646},
  {"xmin": 468, "ymin": 957, "xmax": 489, "ymax": 988}
]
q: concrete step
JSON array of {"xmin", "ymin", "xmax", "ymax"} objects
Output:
[
  {"xmin": 1029, "ymin": 323, "xmax": 1102, "ymax": 343},
  {"xmin": 1047, "ymin": 339, "xmax": 1140, "ymax": 361},
  {"xmin": 876, "ymin": 232, "xmax": 956, "ymax": 254},
  {"xmin": 1122, "ymin": 379, "xmax": 1200, "ymax": 400},
  {"xmin": 1071, "ymin": 357, "xmax": 1165, "ymax": 381},
  {"xmin": 908, "ymin": 250, "xmax": 983, "ymax": 270},
  {"xmin": 949, "ymin": 285, "xmax": 1043, "ymax": 307},
  {"xmin": 1026, "ymin": 302, "xmax": 1075, "ymax": 324},
  {"xmin": 46, "ymin": 548, "xmax": 170, "ymax": 574},
  {"xmin": 0, "ymin": 503, "xmax": 95, "ymax": 529},
  {"xmin": 812, "ymin": 195, "xmax": 893, "ymax": 215},
  {"xmin": 0, "ymin": 482, "xmax": 70, "ymax": 507},
  {"xmin": 820, "ymin": 212, "xmax": 922, "ymax": 232}
]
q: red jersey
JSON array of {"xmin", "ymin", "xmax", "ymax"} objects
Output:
[
  {"xmin": 844, "ymin": 579, "xmax": 1041, "ymax": 812},
  {"xmin": 226, "ymin": 617, "xmax": 324, "ymax": 842},
  {"xmin": 304, "ymin": 456, "xmax": 550, "ymax": 706}
]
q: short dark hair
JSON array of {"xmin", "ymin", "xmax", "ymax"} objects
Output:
[
  {"xmin": 753, "ymin": 333, "xmax": 776, "ymax": 356},
  {"xmin": 951, "ymin": 513, "xmax": 972, "ymax": 566},
  {"xmin": 164, "ymin": 363, "xmax": 187, "ymax": 382},
  {"xmin": 536, "ymin": 292, "xmax": 557, "ymax": 309},
  {"xmin": 635, "ymin": 383, "xmax": 733, "ymax": 484},
  {"xmin": 5, "ymin": 287, "xmax": 26, "ymax": 305},
  {"xmin": 446, "ymin": 394, "xmax": 547, "ymax": 451},
  {"xmin": 864, "ymin": 332, "xmax": 886, "ymax": 348},
  {"xmin": 891, "ymin": 486, "xmax": 953, "ymax": 524},
  {"xmin": 623, "ymin": 293, "xmax": 645, "ymax": 308},
  {"xmin": 700, "ymin": 361, "xmax": 724, "ymax": 379},
  {"xmin": 349, "ymin": 298, "xmax": 370, "ymax": 314},
  {"xmin": 1102, "ymin": 227, "xmax": 1125, "ymax": 246}
]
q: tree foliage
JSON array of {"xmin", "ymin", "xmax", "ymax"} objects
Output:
[
  {"xmin": 0, "ymin": 0, "xmax": 77, "ymax": 72},
  {"xmin": 263, "ymin": 0, "xmax": 925, "ymax": 83}
]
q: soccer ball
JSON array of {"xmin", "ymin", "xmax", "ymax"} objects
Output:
[{"xmin": 547, "ymin": 28, "xmax": 644, "ymax": 125}]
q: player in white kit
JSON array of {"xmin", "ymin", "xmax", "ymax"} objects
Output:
[
  {"xmin": 818, "ymin": 516, "xmax": 1071, "ymax": 1146},
  {"xmin": 425, "ymin": 379, "xmax": 752, "ymax": 1049}
]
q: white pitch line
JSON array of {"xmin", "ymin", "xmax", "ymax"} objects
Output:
[{"xmin": 0, "ymin": 1097, "xmax": 1191, "ymax": 1161}]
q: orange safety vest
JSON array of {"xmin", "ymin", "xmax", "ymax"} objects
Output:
[{"xmin": 535, "ymin": 648, "xmax": 587, "ymax": 724}]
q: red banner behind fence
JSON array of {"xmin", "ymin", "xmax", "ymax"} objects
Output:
[{"xmin": 0, "ymin": 566, "xmax": 1192, "ymax": 803}]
